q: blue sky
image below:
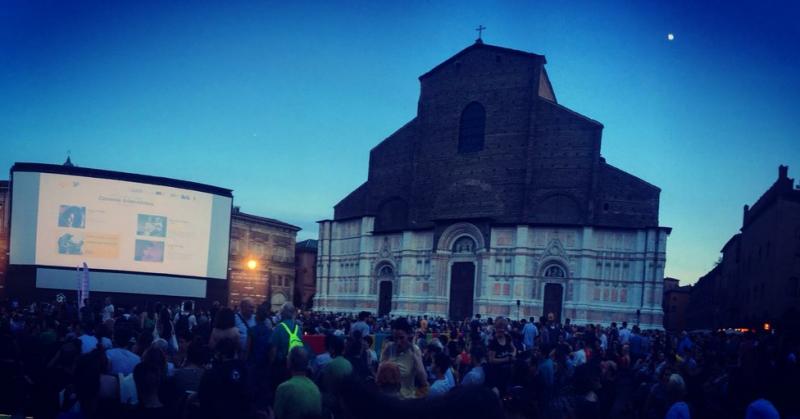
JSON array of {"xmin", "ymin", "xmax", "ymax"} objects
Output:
[{"xmin": 2, "ymin": 1, "xmax": 798, "ymax": 284}]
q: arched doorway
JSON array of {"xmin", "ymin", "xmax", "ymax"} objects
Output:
[
  {"xmin": 541, "ymin": 264, "xmax": 566, "ymax": 322},
  {"xmin": 376, "ymin": 264, "xmax": 394, "ymax": 316},
  {"xmin": 449, "ymin": 236, "xmax": 477, "ymax": 320},
  {"xmin": 378, "ymin": 281, "xmax": 393, "ymax": 316}
]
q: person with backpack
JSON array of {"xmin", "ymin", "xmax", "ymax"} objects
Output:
[
  {"xmin": 270, "ymin": 303, "xmax": 305, "ymax": 363},
  {"xmin": 173, "ymin": 300, "xmax": 197, "ymax": 343}
]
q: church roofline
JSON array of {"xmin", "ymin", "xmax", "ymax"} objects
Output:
[
  {"xmin": 369, "ymin": 118, "xmax": 416, "ymax": 154},
  {"xmin": 418, "ymin": 41, "xmax": 545, "ymax": 81},
  {"xmin": 541, "ymin": 98, "xmax": 604, "ymax": 128},
  {"xmin": 600, "ymin": 161, "xmax": 661, "ymax": 192}
]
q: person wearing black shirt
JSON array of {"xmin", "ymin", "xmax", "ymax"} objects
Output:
[{"xmin": 487, "ymin": 317, "xmax": 517, "ymax": 396}]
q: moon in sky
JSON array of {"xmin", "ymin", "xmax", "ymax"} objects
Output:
[{"xmin": 667, "ymin": 33, "xmax": 675, "ymax": 41}]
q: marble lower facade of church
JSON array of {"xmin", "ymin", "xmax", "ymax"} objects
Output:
[{"xmin": 315, "ymin": 218, "xmax": 667, "ymax": 330}]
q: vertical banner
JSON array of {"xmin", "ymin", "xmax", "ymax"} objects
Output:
[
  {"xmin": 81, "ymin": 262, "xmax": 90, "ymax": 305},
  {"xmin": 77, "ymin": 265, "xmax": 83, "ymax": 307}
]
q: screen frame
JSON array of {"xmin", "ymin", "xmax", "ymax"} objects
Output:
[{"xmin": 8, "ymin": 162, "xmax": 233, "ymax": 281}]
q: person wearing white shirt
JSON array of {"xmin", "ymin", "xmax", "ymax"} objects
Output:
[
  {"xmin": 599, "ymin": 329, "xmax": 608, "ymax": 351},
  {"xmin": 102, "ymin": 297, "xmax": 115, "ymax": 322},
  {"xmin": 79, "ymin": 330, "xmax": 112, "ymax": 354},
  {"xmin": 619, "ymin": 321, "xmax": 632, "ymax": 345},
  {"xmin": 106, "ymin": 327, "xmax": 140, "ymax": 375},
  {"xmin": 522, "ymin": 318, "xmax": 538, "ymax": 350}
]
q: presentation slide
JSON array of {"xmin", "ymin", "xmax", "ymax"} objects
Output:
[{"xmin": 34, "ymin": 173, "xmax": 216, "ymax": 277}]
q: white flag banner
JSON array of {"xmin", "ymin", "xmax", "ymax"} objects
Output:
[{"xmin": 81, "ymin": 262, "xmax": 90, "ymax": 306}]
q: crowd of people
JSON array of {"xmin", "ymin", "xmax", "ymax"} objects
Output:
[{"xmin": 1, "ymin": 295, "xmax": 799, "ymax": 418}]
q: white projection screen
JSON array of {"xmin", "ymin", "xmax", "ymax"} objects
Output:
[{"xmin": 9, "ymin": 164, "xmax": 232, "ymax": 298}]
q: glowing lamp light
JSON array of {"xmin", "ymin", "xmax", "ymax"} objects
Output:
[
  {"xmin": 246, "ymin": 259, "xmax": 258, "ymax": 270},
  {"xmin": 764, "ymin": 322, "xmax": 771, "ymax": 331}
]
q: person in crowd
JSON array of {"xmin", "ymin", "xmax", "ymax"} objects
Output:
[
  {"xmin": 522, "ymin": 317, "xmax": 538, "ymax": 351},
  {"xmin": 273, "ymin": 346, "xmax": 322, "ymax": 419},
  {"xmin": 364, "ymin": 334, "xmax": 378, "ymax": 371},
  {"xmin": 198, "ymin": 338, "xmax": 250, "ymax": 419},
  {"xmin": 619, "ymin": 321, "xmax": 632, "ymax": 345},
  {"xmin": 461, "ymin": 344, "xmax": 487, "ymax": 387},
  {"xmin": 209, "ymin": 307, "xmax": 240, "ymax": 350},
  {"xmin": 78, "ymin": 323, "xmax": 111, "ymax": 354},
  {"xmin": 313, "ymin": 333, "xmax": 335, "ymax": 377},
  {"xmin": 101, "ymin": 297, "xmax": 115, "ymax": 323},
  {"xmin": 351, "ymin": 311, "xmax": 371, "ymax": 338},
  {"xmin": 173, "ymin": 337, "xmax": 208, "ymax": 394},
  {"xmin": 155, "ymin": 306, "xmax": 178, "ymax": 354},
  {"xmin": 173, "ymin": 300, "xmax": 197, "ymax": 342},
  {"xmin": 320, "ymin": 334, "xmax": 352, "ymax": 391},
  {"xmin": 380, "ymin": 317, "xmax": 429, "ymax": 399},
  {"xmin": 665, "ymin": 373, "xmax": 690, "ymax": 419},
  {"xmin": 270, "ymin": 302, "xmax": 304, "ymax": 363},
  {"xmin": 246, "ymin": 304, "xmax": 273, "ymax": 366},
  {"xmin": 487, "ymin": 317, "xmax": 516, "ymax": 396},
  {"xmin": 132, "ymin": 360, "xmax": 168, "ymax": 419},
  {"xmin": 344, "ymin": 331, "xmax": 371, "ymax": 381},
  {"xmin": 106, "ymin": 325, "xmax": 140, "ymax": 375},
  {"xmin": 235, "ymin": 298, "xmax": 257, "ymax": 351},
  {"xmin": 57, "ymin": 349, "xmax": 117, "ymax": 419},
  {"xmin": 428, "ymin": 352, "xmax": 454, "ymax": 397},
  {"xmin": 375, "ymin": 362, "xmax": 402, "ymax": 398}
]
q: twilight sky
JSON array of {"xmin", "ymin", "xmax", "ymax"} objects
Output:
[{"xmin": 1, "ymin": 1, "xmax": 798, "ymax": 284}]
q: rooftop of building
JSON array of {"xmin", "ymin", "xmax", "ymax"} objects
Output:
[{"xmin": 232, "ymin": 206, "xmax": 301, "ymax": 231}]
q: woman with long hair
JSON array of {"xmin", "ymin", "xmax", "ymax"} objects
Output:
[
  {"xmin": 155, "ymin": 307, "xmax": 178, "ymax": 355},
  {"xmin": 208, "ymin": 307, "xmax": 239, "ymax": 351}
]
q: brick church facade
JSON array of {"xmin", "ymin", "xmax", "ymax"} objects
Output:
[{"xmin": 315, "ymin": 41, "xmax": 669, "ymax": 329}]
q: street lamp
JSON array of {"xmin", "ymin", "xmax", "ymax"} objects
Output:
[{"xmin": 247, "ymin": 259, "xmax": 257, "ymax": 270}]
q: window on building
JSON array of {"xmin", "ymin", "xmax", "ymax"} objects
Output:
[
  {"xmin": 458, "ymin": 102, "xmax": 486, "ymax": 153},
  {"xmin": 453, "ymin": 236, "xmax": 476, "ymax": 254},
  {"xmin": 378, "ymin": 265, "xmax": 394, "ymax": 278},
  {"xmin": 544, "ymin": 265, "xmax": 566, "ymax": 278}
]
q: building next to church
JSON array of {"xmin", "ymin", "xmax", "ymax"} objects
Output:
[
  {"xmin": 0, "ymin": 181, "xmax": 8, "ymax": 299},
  {"xmin": 228, "ymin": 207, "xmax": 300, "ymax": 311},
  {"xmin": 315, "ymin": 41, "xmax": 669, "ymax": 328},
  {"xmin": 294, "ymin": 239, "xmax": 318, "ymax": 309},
  {"xmin": 687, "ymin": 165, "xmax": 800, "ymax": 330},
  {"xmin": 662, "ymin": 277, "xmax": 691, "ymax": 332}
]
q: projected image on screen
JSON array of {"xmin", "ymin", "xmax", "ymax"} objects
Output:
[
  {"xmin": 134, "ymin": 239, "xmax": 164, "ymax": 262},
  {"xmin": 30, "ymin": 173, "xmax": 223, "ymax": 277},
  {"xmin": 58, "ymin": 205, "xmax": 85, "ymax": 228},
  {"xmin": 137, "ymin": 214, "xmax": 167, "ymax": 237},
  {"xmin": 57, "ymin": 233, "xmax": 84, "ymax": 255}
]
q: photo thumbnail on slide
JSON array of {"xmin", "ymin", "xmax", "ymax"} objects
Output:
[
  {"xmin": 135, "ymin": 239, "xmax": 165, "ymax": 262},
  {"xmin": 57, "ymin": 233, "xmax": 84, "ymax": 255},
  {"xmin": 137, "ymin": 214, "xmax": 167, "ymax": 237},
  {"xmin": 58, "ymin": 205, "xmax": 86, "ymax": 228}
]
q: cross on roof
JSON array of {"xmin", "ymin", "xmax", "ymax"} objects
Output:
[{"xmin": 475, "ymin": 25, "xmax": 486, "ymax": 42}]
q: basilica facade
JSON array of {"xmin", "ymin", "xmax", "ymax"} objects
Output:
[{"xmin": 315, "ymin": 41, "xmax": 669, "ymax": 329}]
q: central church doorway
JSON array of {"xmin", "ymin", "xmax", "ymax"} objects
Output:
[
  {"xmin": 449, "ymin": 262, "xmax": 475, "ymax": 320},
  {"xmin": 543, "ymin": 283, "xmax": 564, "ymax": 323},
  {"xmin": 378, "ymin": 281, "xmax": 392, "ymax": 316}
]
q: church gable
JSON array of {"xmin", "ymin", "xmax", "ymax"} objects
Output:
[{"xmin": 331, "ymin": 42, "xmax": 661, "ymax": 231}]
